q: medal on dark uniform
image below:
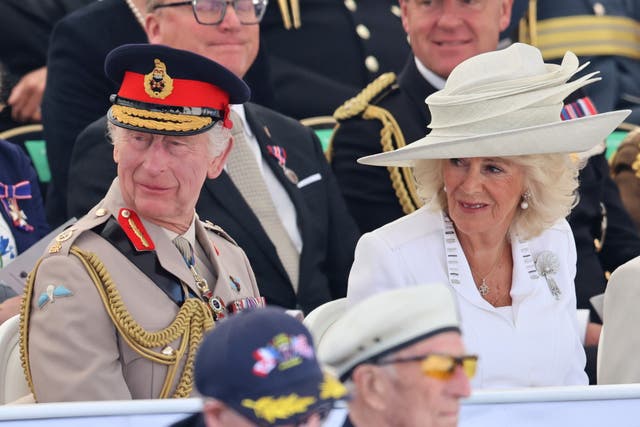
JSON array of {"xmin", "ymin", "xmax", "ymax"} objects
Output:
[
  {"xmin": 0, "ymin": 181, "xmax": 34, "ymax": 232},
  {"xmin": 266, "ymin": 145, "xmax": 299, "ymax": 184},
  {"xmin": 284, "ymin": 167, "xmax": 299, "ymax": 185}
]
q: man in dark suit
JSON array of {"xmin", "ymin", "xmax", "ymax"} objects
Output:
[
  {"xmin": 260, "ymin": 0, "xmax": 410, "ymax": 121},
  {"xmin": 330, "ymin": 0, "xmax": 515, "ymax": 233},
  {"xmin": 42, "ymin": 0, "xmax": 276, "ymax": 227},
  {"xmin": 68, "ymin": 0, "xmax": 360, "ymax": 315}
]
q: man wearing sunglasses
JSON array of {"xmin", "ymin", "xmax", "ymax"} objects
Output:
[{"xmin": 312, "ymin": 284, "xmax": 475, "ymax": 427}]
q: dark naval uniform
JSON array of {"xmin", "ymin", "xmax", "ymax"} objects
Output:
[
  {"xmin": 21, "ymin": 180, "xmax": 261, "ymax": 402},
  {"xmin": 330, "ymin": 56, "xmax": 436, "ymax": 233},
  {"xmin": 260, "ymin": 0, "xmax": 410, "ymax": 120},
  {"xmin": 520, "ymin": 0, "xmax": 640, "ymax": 124}
]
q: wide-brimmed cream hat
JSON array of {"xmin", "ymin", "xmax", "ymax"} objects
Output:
[{"xmin": 358, "ymin": 43, "xmax": 630, "ymax": 167}]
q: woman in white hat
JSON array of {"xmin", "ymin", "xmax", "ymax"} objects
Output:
[{"xmin": 347, "ymin": 43, "xmax": 630, "ymax": 389}]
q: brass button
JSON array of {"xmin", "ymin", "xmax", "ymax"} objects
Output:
[
  {"xmin": 593, "ymin": 2, "xmax": 605, "ymax": 16},
  {"xmin": 96, "ymin": 208, "xmax": 108, "ymax": 217},
  {"xmin": 365, "ymin": 55, "xmax": 379, "ymax": 73},
  {"xmin": 344, "ymin": 0, "xmax": 356, "ymax": 12},
  {"xmin": 356, "ymin": 24, "xmax": 370, "ymax": 40},
  {"xmin": 121, "ymin": 209, "xmax": 130, "ymax": 218},
  {"xmin": 391, "ymin": 5, "xmax": 401, "ymax": 17}
]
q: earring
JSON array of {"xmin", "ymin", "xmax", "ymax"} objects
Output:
[
  {"xmin": 520, "ymin": 190, "xmax": 531, "ymax": 210},
  {"xmin": 443, "ymin": 186, "xmax": 447, "ymax": 193}
]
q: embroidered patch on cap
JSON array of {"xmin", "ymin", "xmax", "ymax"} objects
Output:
[{"xmin": 252, "ymin": 333, "xmax": 315, "ymax": 377}]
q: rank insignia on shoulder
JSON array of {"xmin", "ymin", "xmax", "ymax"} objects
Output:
[
  {"xmin": 37, "ymin": 285, "xmax": 73, "ymax": 309},
  {"xmin": 56, "ymin": 228, "xmax": 75, "ymax": 243},
  {"xmin": 118, "ymin": 208, "xmax": 155, "ymax": 251}
]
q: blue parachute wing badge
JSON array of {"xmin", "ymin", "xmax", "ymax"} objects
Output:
[
  {"xmin": 37, "ymin": 284, "xmax": 74, "ymax": 309},
  {"xmin": 37, "ymin": 293, "xmax": 49, "ymax": 309},
  {"xmin": 53, "ymin": 285, "xmax": 73, "ymax": 298}
]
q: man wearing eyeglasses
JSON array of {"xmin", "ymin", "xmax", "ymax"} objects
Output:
[
  {"xmin": 69, "ymin": 0, "xmax": 360, "ymax": 315},
  {"xmin": 311, "ymin": 284, "xmax": 475, "ymax": 427}
]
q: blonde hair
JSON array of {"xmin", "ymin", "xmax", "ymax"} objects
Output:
[{"xmin": 412, "ymin": 154, "xmax": 580, "ymax": 240}]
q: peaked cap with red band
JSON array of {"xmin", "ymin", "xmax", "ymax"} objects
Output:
[{"xmin": 105, "ymin": 44, "xmax": 250, "ymax": 136}]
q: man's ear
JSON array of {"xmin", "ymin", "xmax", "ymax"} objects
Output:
[
  {"xmin": 352, "ymin": 364, "xmax": 390, "ymax": 411},
  {"xmin": 207, "ymin": 138, "xmax": 233, "ymax": 179},
  {"xmin": 202, "ymin": 399, "xmax": 226, "ymax": 427},
  {"xmin": 499, "ymin": 0, "xmax": 515, "ymax": 32},
  {"xmin": 145, "ymin": 12, "xmax": 161, "ymax": 42},
  {"xmin": 399, "ymin": 0, "xmax": 410, "ymax": 35},
  {"xmin": 113, "ymin": 142, "xmax": 120, "ymax": 164}
]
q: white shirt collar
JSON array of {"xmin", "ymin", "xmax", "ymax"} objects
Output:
[
  {"xmin": 414, "ymin": 57, "xmax": 446, "ymax": 90},
  {"xmin": 230, "ymin": 104, "xmax": 254, "ymax": 139}
]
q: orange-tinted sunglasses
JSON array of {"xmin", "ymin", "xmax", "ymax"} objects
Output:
[{"xmin": 376, "ymin": 353, "xmax": 478, "ymax": 380}]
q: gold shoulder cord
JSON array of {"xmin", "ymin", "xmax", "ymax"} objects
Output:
[
  {"xmin": 20, "ymin": 247, "xmax": 214, "ymax": 400},
  {"xmin": 331, "ymin": 73, "xmax": 423, "ymax": 215}
]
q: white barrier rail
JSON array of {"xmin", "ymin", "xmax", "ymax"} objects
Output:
[{"xmin": 2, "ymin": 384, "xmax": 640, "ymax": 426}]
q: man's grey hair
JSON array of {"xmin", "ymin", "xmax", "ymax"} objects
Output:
[
  {"xmin": 146, "ymin": 0, "xmax": 161, "ymax": 12},
  {"xmin": 107, "ymin": 120, "xmax": 231, "ymax": 158}
]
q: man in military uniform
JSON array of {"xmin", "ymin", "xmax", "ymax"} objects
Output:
[
  {"xmin": 67, "ymin": 0, "xmax": 360, "ymax": 315},
  {"xmin": 520, "ymin": 0, "xmax": 640, "ymax": 125},
  {"xmin": 20, "ymin": 44, "xmax": 263, "ymax": 402},
  {"xmin": 260, "ymin": 0, "xmax": 410, "ymax": 121},
  {"xmin": 330, "ymin": 0, "xmax": 514, "ymax": 233}
]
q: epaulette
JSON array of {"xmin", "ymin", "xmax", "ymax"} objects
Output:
[
  {"xmin": 329, "ymin": 72, "xmax": 423, "ymax": 216},
  {"xmin": 203, "ymin": 220, "xmax": 238, "ymax": 246},
  {"xmin": 45, "ymin": 207, "xmax": 112, "ymax": 256},
  {"xmin": 333, "ymin": 73, "xmax": 397, "ymax": 121}
]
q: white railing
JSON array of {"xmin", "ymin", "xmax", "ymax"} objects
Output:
[{"xmin": 2, "ymin": 384, "xmax": 640, "ymax": 426}]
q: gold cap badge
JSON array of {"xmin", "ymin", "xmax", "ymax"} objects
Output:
[{"xmin": 144, "ymin": 59, "xmax": 174, "ymax": 99}]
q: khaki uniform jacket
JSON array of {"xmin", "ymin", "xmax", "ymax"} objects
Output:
[
  {"xmin": 599, "ymin": 255, "xmax": 640, "ymax": 384},
  {"xmin": 22, "ymin": 179, "xmax": 259, "ymax": 402}
]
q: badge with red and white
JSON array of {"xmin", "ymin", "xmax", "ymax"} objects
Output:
[
  {"xmin": 0, "ymin": 181, "xmax": 34, "ymax": 232},
  {"xmin": 267, "ymin": 145, "xmax": 298, "ymax": 184}
]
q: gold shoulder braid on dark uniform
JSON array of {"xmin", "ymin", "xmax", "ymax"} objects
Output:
[
  {"xmin": 19, "ymin": 247, "xmax": 214, "ymax": 401},
  {"xmin": 519, "ymin": 0, "xmax": 640, "ymax": 60},
  {"xmin": 331, "ymin": 72, "xmax": 424, "ymax": 215}
]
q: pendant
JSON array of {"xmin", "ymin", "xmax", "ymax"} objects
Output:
[{"xmin": 478, "ymin": 279, "xmax": 489, "ymax": 296}]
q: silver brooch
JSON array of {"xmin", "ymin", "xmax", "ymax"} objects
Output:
[{"xmin": 534, "ymin": 251, "xmax": 561, "ymax": 300}]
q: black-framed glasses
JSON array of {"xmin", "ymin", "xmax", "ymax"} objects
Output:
[
  {"xmin": 153, "ymin": 0, "xmax": 268, "ymax": 25},
  {"xmin": 376, "ymin": 353, "xmax": 478, "ymax": 380}
]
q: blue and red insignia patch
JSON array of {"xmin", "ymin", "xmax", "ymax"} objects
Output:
[{"xmin": 252, "ymin": 333, "xmax": 315, "ymax": 377}]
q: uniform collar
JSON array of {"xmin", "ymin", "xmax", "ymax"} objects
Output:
[{"xmin": 415, "ymin": 57, "xmax": 446, "ymax": 90}]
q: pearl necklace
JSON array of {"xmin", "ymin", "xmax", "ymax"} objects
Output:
[{"xmin": 125, "ymin": 0, "xmax": 145, "ymax": 28}]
